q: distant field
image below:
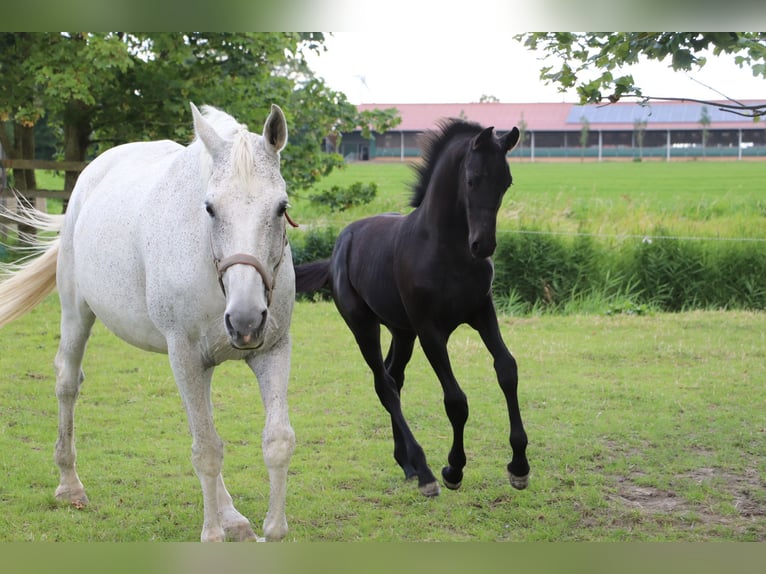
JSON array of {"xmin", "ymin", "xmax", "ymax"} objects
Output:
[
  {"xmin": 288, "ymin": 159, "xmax": 766, "ymax": 240},
  {"xmin": 30, "ymin": 159, "xmax": 766, "ymax": 241}
]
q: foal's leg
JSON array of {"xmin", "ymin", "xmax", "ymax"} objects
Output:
[
  {"xmin": 168, "ymin": 341, "xmax": 252, "ymax": 542},
  {"xmin": 248, "ymin": 335, "xmax": 295, "ymax": 542},
  {"xmin": 415, "ymin": 325, "xmax": 470, "ymax": 490},
  {"xmin": 53, "ymin": 296, "xmax": 96, "ymax": 506},
  {"xmin": 383, "ymin": 329, "xmax": 417, "ymax": 479},
  {"xmin": 471, "ymin": 301, "xmax": 529, "ymax": 489},
  {"xmin": 338, "ymin": 302, "xmax": 438, "ymax": 495}
]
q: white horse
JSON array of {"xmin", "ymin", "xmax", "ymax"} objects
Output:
[{"xmin": 0, "ymin": 103, "xmax": 296, "ymax": 542}]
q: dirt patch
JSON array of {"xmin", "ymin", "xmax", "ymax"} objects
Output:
[
  {"xmin": 679, "ymin": 467, "xmax": 766, "ymax": 518},
  {"xmin": 614, "ymin": 479, "xmax": 688, "ymax": 514},
  {"xmin": 607, "ymin": 466, "xmax": 766, "ymax": 539}
]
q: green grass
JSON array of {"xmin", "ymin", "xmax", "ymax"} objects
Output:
[
  {"xmin": 1, "ymin": 295, "xmax": 764, "ymax": 541},
  {"xmin": 286, "ymin": 160, "xmax": 766, "ymax": 240},
  {"xmin": 31, "ymin": 160, "xmax": 766, "ymax": 240}
]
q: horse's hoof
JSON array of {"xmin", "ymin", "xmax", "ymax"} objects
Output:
[
  {"xmin": 508, "ymin": 471, "xmax": 529, "ymax": 490},
  {"xmin": 225, "ymin": 522, "xmax": 258, "ymax": 542},
  {"xmin": 441, "ymin": 466, "xmax": 462, "ymax": 490},
  {"xmin": 54, "ymin": 487, "xmax": 89, "ymax": 508},
  {"xmin": 419, "ymin": 481, "xmax": 441, "ymax": 497}
]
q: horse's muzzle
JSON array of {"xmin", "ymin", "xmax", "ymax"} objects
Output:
[
  {"xmin": 225, "ymin": 309, "xmax": 267, "ymax": 349},
  {"xmin": 469, "ymin": 236, "xmax": 497, "ymax": 259}
]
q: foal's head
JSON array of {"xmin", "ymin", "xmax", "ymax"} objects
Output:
[{"xmin": 461, "ymin": 125, "xmax": 520, "ymax": 258}]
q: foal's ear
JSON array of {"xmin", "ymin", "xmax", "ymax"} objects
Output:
[
  {"xmin": 190, "ymin": 102, "xmax": 226, "ymax": 159},
  {"xmin": 471, "ymin": 126, "xmax": 495, "ymax": 151},
  {"xmin": 263, "ymin": 104, "xmax": 288, "ymax": 154},
  {"xmin": 501, "ymin": 127, "xmax": 520, "ymax": 152}
]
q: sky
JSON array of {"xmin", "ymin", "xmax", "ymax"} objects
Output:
[{"xmin": 305, "ymin": 32, "xmax": 765, "ymax": 106}]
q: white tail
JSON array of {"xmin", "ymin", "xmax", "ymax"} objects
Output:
[{"xmin": 0, "ymin": 199, "xmax": 64, "ymax": 327}]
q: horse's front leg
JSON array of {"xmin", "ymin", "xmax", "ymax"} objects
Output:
[
  {"xmin": 415, "ymin": 325, "xmax": 469, "ymax": 490},
  {"xmin": 248, "ymin": 334, "xmax": 295, "ymax": 542},
  {"xmin": 168, "ymin": 341, "xmax": 255, "ymax": 542},
  {"xmin": 470, "ymin": 300, "xmax": 529, "ymax": 489}
]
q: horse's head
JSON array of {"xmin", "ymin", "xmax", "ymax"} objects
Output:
[
  {"xmin": 462, "ymin": 126, "xmax": 519, "ymax": 259},
  {"xmin": 191, "ymin": 102, "xmax": 289, "ymax": 350}
]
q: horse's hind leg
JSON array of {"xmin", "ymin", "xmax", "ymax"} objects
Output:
[
  {"xmin": 338, "ymin": 302, "xmax": 439, "ymax": 496},
  {"xmin": 53, "ymin": 295, "xmax": 96, "ymax": 506},
  {"xmin": 383, "ymin": 329, "xmax": 417, "ymax": 479}
]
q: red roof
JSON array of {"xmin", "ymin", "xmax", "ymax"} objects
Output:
[{"xmin": 358, "ymin": 101, "xmax": 766, "ymax": 132}]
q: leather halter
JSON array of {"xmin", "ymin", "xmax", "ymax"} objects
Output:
[
  {"xmin": 211, "ymin": 213, "xmax": 298, "ymax": 304},
  {"xmin": 215, "ymin": 252, "xmax": 276, "ymax": 303}
]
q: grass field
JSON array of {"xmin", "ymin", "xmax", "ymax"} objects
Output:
[
  {"xmin": 1, "ymin": 295, "xmax": 764, "ymax": 542},
  {"xmin": 288, "ymin": 159, "xmax": 766, "ymax": 240},
  {"xmin": 28, "ymin": 159, "xmax": 766, "ymax": 240}
]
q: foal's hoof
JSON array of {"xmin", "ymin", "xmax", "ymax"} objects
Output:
[
  {"xmin": 441, "ymin": 466, "xmax": 462, "ymax": 490},
  {"xmin": 508, "ymin": 471, "xmax": 529, "ymax": 490},
  {"xmin": 418, "ymin": 481, "xmax": 441, "ymax": 497}
]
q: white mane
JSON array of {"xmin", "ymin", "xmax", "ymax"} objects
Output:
[{"xmin": 197, "ymin": 105, "xmax": 256, "ymax": 183}]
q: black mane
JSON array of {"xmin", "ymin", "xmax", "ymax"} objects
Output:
[{"xmin": 410, "ymin": 119, "xmax": 485, "ymax": 208}]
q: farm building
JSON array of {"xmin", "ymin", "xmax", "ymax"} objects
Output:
[{"xmin": 337, "ymin": 101, "xmax": 766, "ymax": 161}]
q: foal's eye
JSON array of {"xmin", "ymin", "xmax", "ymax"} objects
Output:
[{"xmin": 204, "ymin": 202, "xmax": 215, "ymax": 218}]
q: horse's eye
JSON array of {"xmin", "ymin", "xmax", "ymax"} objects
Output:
[
  {"xmin": 277, "ymin": 201, "xmax": 290, "ymax": 217},
  {"xmin": 205, "ymin": 202, "xmax": 215, "ymax": 218}
]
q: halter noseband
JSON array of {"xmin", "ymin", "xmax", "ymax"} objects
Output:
[
  {"xmin": 214, "ymin": 252, "xmax": 276, "ymax": 303},
  {"xmin": 211, "ymin": 213, "xmax": 297, "ymax": 305}
]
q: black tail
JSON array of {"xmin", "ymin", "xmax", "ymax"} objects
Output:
[{"xmin": 294, "ymin": 259, "xmax": 331, "ymax": 294}]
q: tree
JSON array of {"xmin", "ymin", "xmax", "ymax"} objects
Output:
[
  {"xmin": 699, "ymin": 105, "xmax": 711, "ymax": 157},
  {"xmin": 0, "ymin": 33, "xmax": 134, "ymax": 195},
  {"xmin": 515, "ymin": 33, "xmax": 766, "ymax": 117},
  {"xmin": 633, "ymin": 118, "xmax": 648, "ymax": 160},
  {"xmin": 579, "ymin": 115, "xmax": 590, "ymax": 161},
  {"xmin": 0, "ymin": 32, "xmax": 400, "ymax": 200},
  {"xmin": 517, "ymin": 112, "xmax": 528, "ymax": 153}
]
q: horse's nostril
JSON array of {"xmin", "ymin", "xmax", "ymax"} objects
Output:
[
  {"xmin": 224, "ymin": 312, "xmax": 234, "ymax": 335},
  {"xmin": 470, "ymin": 241, "xmax": 480, "ymax": 256}
]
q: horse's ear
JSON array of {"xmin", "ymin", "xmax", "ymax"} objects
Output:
[
  {"xmin": 190, "ymin": 102, "xmax": 226, "ymax": 159},
  {"xmin": 263, "ymin": 104, "xmax": 288, "ymax": 153},
  {"xmin": 502, "ymin": 127, "xmax": 520, "ymax": 152},
  {"xmin": 471, "ymin": 126, "xmax": 495, "ymax": 151}
]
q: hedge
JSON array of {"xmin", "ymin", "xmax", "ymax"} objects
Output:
[{"xmin": 290, "ymin": 227, "xmax": 766, "ymax": 312}]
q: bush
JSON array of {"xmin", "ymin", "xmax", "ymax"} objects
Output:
[
  {"xmin": 308, "ymin": 181, "xmax": 378, "ymax": 212},
  {"xmin": 621, "ymin": 235, "xmax": 766, "ymax": 311},
  {"xmin": 290, "ymin": 226, "xmax": 338, "ymax": 266},
  {"xmin": 493, "ymin": 232, "xmax": 602, "ymax": 310}
]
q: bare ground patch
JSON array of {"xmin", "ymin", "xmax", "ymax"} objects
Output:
[{"xmin": 605, "ymin": 466, "xmax": 766, "ymax": 540}]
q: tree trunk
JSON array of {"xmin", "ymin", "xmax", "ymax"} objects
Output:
[
  {"xmin": 12, "ymin": 122, "xmax": 37, "ymax": 242},
  {"xmin": 62, "ymin": 102, "xmax": 92, "ymax": 212}
]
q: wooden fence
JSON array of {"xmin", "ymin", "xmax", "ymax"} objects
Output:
[{"xmin": 0, "ymin": 159, "xmax": 87, "ymax": 241}]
